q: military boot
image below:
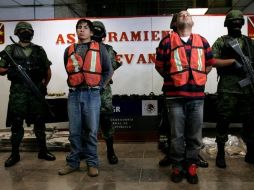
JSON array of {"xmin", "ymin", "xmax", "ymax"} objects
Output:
[
  {"xmin": 37, "ymin": 138, "xmax": 55, "ymax": 161},
  {"xmin": 216, "ymin": 143, "xmax": 226, "ymax": 168},
  {"xmin": 5, "ymin": 145, "xmax": 20, "ymax": 167},
  {"xmin": 35, "ymin": 127, "xmax": 56, "ymax": 161},
  {"xmin": 105, "ymin": 137, "xmax": 118, "ymax": 164},
  {"xmin": 245, "ymin": 143, "xmax": 254, "ymax": 164},
  {"xmin": 5, "ymin": 154, "xmax": 20, "ymax": 167},
  {"xmin": 5, "ymin": 129, "xmax": 23, "ymax": 167},
  {"xmin": 38, "ymin": 149, "xmax": 56, "ymax": 161}
]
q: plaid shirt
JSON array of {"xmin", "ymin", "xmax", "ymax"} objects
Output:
[{"xmin": 155, "ymin": 33, "xmax": 215, "ymax": 98}]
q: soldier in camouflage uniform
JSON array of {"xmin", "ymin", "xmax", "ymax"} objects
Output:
[
  {"xmin": 92, "ymin": 21, "xmax": 122, "ymax": 164},
  {"xmin": 212, "ymin": 10, "xmax": 254, "ymax": 168},
  {"xmin": 0, "ymin": 21, "xmax": 56, "ymax": 167}
]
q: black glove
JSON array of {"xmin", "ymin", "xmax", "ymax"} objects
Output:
[
  {"xmin": 7, "ymin": 66, "xmax": 20, "ymax": 80},
  {"xmin": 233, "ymin": 60, "xmax": 243, "ymax": 70},
  {"xmin": 233, "ymin": 60, "xmax": 246, "ymax": 76}
]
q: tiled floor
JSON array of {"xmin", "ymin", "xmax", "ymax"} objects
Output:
[{"xmin": 0, "ymin": 142, "xmax": 254, "ymax": 190}]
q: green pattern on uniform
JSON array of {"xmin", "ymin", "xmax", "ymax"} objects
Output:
[
  {"xmin": 212, "ymin": 34, "xmax": 254, "ymax": 144},
  {"xmin": 100, "ymin": 44, "xmax": 121, "ymax": 113},
  {"xmin": 100, "ymin": 44, "xmax": 121, "ymax": 139},
  {"xmin": 212, "ymin": 35, "xmax": 254, "ymax": 94},
  {"xmin": 0, "ymin": 43, "xmax": 52, "ymax": 126}
]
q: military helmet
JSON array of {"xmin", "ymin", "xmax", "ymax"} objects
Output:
[
  {"xmin": 93, "ymin": 21, "xmax": 106, "ymax": 31},
  {"xmin": 224, "ymin": 10, "xmax": 244, "ymax": 27},
  {"xmin": 14, "ymin": 21, "xmax": 34, "ymax": 35},
  {"xmin": 92, "ymin": 21, "xmax": 106, "ymax": 38}
]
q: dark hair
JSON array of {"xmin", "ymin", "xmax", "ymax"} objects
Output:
[
  {"xmin": 170, "ymin": 13, "xmax": 177, "ymax": 32},
  {"xmin": 76, "ymin": 19, "xmax": 94, "ymax": 32}
]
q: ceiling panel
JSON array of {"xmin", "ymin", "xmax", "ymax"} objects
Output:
[{"xmin": 0, "ymin": 0, "xmax": 253, "ymax": 17}]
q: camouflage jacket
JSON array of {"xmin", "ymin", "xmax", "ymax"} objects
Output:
[
  {"xmin": 212, "ymin": 35, "xmax": 254, "ymax": 94},
  {"xmin": 105, "ymin": 44, "xmax": 122, "ymax": 72},
  {"xmin": 100, "ymin": 44, "xmax": 122, "ymax": 113},
  {"xmin": 0, "ymin": 43, "xmax": 52, "ymax": 83}
]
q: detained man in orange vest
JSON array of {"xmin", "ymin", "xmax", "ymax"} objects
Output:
[
  {"xmin": 155, "ymin": 10, "xmax": 215, "ymax": 184},
  {"xmin": 58, "ymin": 19, "xmax": 113, "ymax": 177},
  {"xmin": 158, "ymin": 13, "xmax": 209, "ymax": 169}
]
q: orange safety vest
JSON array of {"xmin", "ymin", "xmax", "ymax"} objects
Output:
[
  {"xmin": 169, "ymin": 32, "xmax": 206, "ymax": 86},
  {"xmin": 65, "ymin": 41, "xmax": 102, "ymax": 87}
]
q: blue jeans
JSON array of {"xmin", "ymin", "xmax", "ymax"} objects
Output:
[
  {"xmin": 66, "ymin": 88, "xmax": 101, "ymax": 168},
  {"xmin": 166, "ymin": 98, "xmax": 203, "ymax": 163}
]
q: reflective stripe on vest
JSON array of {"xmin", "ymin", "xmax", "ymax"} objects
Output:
[
  {"xmin": 83, "ymin": 42, "xmax": 102, "ymax": 86},
  {"xmin": 170, "ymin": 32, "xmax": 206, "ymax": 86},
  {"xmin": 66, "ymin": 42, "xmax": 102, "ymax": 87}
]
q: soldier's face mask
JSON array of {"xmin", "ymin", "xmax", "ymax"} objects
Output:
[
  {"xmin": 227, "ymin": 19, "xmax": 244, "ymax": 37},
  {"xmin": 92, "ymin": 27, "xmax": 105, "ymax": 42},
  {"xmin": 17, "ymin": 29, "xmax": 34, "ymax": 43}
]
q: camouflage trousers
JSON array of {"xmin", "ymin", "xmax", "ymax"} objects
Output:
[
  {"xmin": 100, "ymin": 85, "xmax": 114, "ymax": 139},
  {"xmin": 7, "ymin": 83, "xmax": 48, "ymax": 126},
  {"xmin": 6, "ymin": 83, "xmax": 48, "ymax": 151},
  {"xmin": 216, "ymin": 92, "xmax": 254, "ymax": 144}
]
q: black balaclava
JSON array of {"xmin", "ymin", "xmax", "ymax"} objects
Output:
[
  {"xmin": 227, "ymin": 19, "xmax": 244, "ymax": 38},
  {"xmin": 92, "ymin": 27, "xmax": 105, "ymax": 42},
  {"xmin": 17, "ymin": 30, "xmax": 34, "ymax": 43}
]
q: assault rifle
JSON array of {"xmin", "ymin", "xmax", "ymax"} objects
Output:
[
  {"xmin": 228, "ymin": 39, "xmax": 254, "ymax": 88},
  {"xmin": 0, "ymin": 49, "xmax": 55, "ymax": 117}
]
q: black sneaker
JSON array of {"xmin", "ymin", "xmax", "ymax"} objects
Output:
[
  {"xmin": 197, "ymin": 155, "xmax": 209, "ymax": 168},
  {"xmin": 159, "ymin": 156, "xmax": 171, "ymax": 167},
  {"xmin": 171, "ymin": 165, "xmax": 184, "ymax": 183},
  {"xmin": 186, "ymin": 164, "xmax": 199, "ymax": 184}
]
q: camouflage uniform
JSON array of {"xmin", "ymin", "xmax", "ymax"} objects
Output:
[
  {"xmin": 212, "ymin": 25, "xmax": 254, "ymax": 145},
  {"xmin": 92, "ymin": 20, "xmax": 121, "ymax": 165},
  {"xmin": 212, "ymin": 10, "xmax": 254, "ymax": 167},
  {"xmin": 3, "ymin": 44, "xmax": 50, "ymax": 124},
  {"xmin": 100, "ymin": 44, "xmax": 121, "ymax": 139},
  {"xmin": 0, "ymin": 21, "xmax": 55, "ymax": 167}
]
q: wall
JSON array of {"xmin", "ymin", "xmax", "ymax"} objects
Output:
[{"xmin": 0, "ymin": 15, "xmax": 251, "ymax": 129}]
